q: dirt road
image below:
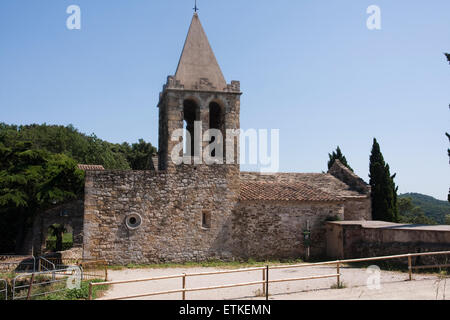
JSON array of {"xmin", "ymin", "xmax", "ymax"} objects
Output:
[{"xmin": 99, "ymin": 265, "xmax": 448, "ymax": 300}]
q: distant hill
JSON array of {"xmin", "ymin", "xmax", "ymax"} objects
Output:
[{"xmin": 399, "ymin": 193, "xmax": 450, "ymax": 224}]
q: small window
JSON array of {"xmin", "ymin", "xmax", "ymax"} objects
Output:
[
  {"xmin": 202, "ymin": 211, "xmax": 211, "ymax": 229},
  {"xmin": 125, "ymin": 213, "xmax": 143, "ymax": 230}
]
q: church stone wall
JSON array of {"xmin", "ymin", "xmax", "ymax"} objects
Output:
[
  {"xmin": 342, "ymin": 198, "xmax": 372, "ymax": 221},
  {"xmin": 231, "ymin": 201, "xmax": 345, "ymax": 259},
  {"xmin": 83, "ymin": 165, "xmax": 240, "ymax": 265},
  {"xmin": 328, "ymin": 160, "xmax": 372, "ymax": 221}
]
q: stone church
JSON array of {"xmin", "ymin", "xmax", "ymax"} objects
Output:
[{"xmin": 36, "ymin": 13, "xmax": 372, "ymax": 264}]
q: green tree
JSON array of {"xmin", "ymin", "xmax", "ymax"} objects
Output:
[
  {"xmin": 369, "ymin": 138, "xmax": 398, "ymax": 222},
  {"xmin": 0, "ymin": 141, "xmax": 84, "ymax": 253},
  {"xmin": 328, "ymin": 146, "xmax": 353, "ymax": 171},
  {"xmin": 0, "ymin": 123, "xmax": 158, "ymax": 170},
  {"xmin": 445, "ymin": 214, "xmax": 450, "ymax": 225},
  {"xmin": 120, "ymin": 139, "xmax": 157, "ymax": 170},
  {"xmin": 446, "ymin": 54, "xmax": 450, "ymax": 201}
]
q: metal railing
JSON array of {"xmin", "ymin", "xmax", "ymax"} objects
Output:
[
  {"xmin": 89, "ymin": 250, "xmax": 450, "ymax": 300},
  {"xmin": 78, "ymin": 260, "xmax": 108, "ymax": 281},
  {"xmin": 11, "ymin": 267, "xmax": 80, "ymax": 300},
  {"xmin": 38, "ymin": 257, "xmax": 56, "ymax": 281},
  {"xmin": 0, "ymin": 279, "xmax": 7, "ymax": 300},
  {"xmin": 43, "ymin": 258, "xmax": 108, "ymax": 281}
]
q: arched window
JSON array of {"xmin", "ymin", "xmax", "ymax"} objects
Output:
[
  {"xmin": 183, "ymin": 99, "xmax": 200, "ymax": 159},
  {"xmin": 208, "ymin": 102, "xmax": 224, "ymax": 159}
]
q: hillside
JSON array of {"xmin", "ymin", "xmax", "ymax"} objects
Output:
[{"xmin": 399, "ymin": 193, "xmax": 450, "ymax": 224}]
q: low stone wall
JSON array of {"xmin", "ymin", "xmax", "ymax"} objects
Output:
[
  {"xmin": 326, "ymin": 221, "xmax": 450, "ymax": 263},
  {"xmin": 232, "ymin": 201, "xmax": 345, "ymax": 259}
]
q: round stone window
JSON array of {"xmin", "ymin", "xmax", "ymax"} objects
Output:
[{"xmin": 125, "ymin": 213, "xmax": 142, "ymax": 230}]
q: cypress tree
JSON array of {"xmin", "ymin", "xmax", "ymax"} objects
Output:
[
  {"xmin": 369, "ymin": 138, "xmax": 398, "ymax": 222},
  {"xmin": 328, "ymin": 146, "xmax": 353, "ymax": 171},
  {"xmin": 445, "ymin": 54, "xmax": 450, "ymax": 201}
]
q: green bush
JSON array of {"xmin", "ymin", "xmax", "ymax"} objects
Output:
[{"xmin": 39, "ymin": 279, "xmax": 108, "ymax": 300}]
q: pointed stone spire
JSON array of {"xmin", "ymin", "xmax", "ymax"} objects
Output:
[{"xmin": 175, "ymin": 13, "xmax": 227, "ymax": 91}]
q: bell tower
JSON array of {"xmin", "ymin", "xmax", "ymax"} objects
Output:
[{"xmin": 158, "ymin": 13, "xmax": 242, "ymax": 171}]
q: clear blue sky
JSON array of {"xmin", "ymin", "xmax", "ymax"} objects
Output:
[{"xmin": 1, "ymin": 1, "xmax": 449, "ymax": 200}]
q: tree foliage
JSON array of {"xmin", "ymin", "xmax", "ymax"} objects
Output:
[
  {"xmin": 327, "ymin": 146, "xmax": 353, "ymax": 171},
  {"xmin": 120, "ymin": 139, "xmax": 157, "ymax": 170},
  {"xmin": 0, "ymin": 141, "xmax": 84, "ymax": 253},
  {"xmin": 399, "ymin": 193, "xmax": 450, "ymax": 224},
  {"xmin": 397, "ymin": 197, "xmax": 437, "ymax": 225},
  {"xmin": 369, "ymin": 138, "xmax": 399, "ymax": 222},
  {"xmin": 0, "ymin": 123, "xmax": 158, "ymax": 253},
  {"xmin": 0, "ymin": 123, "xmax": 157, "ymax": 170}
]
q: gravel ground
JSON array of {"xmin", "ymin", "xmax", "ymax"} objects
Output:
[{"xmin": 99, "ymin": 265, "xmax": 448, "ymax": 300}]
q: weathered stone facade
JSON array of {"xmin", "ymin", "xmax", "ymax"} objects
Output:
[
  {"xmin": 232, "ymin": 201, "xmax": 344, "ymax": 260},
  {"xmin": 82, "ymin": 165, "xmax": 370, "ymax": 264},
  {"xmin": 83, "ymin": 165, "xmax": 240, "ymax": 264}
]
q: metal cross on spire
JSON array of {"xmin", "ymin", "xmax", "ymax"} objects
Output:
[{"xmin": 193, "ymin": 0, "xmax": 199, "ymax": 13}]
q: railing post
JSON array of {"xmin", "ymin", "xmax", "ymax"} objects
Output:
[
  {"xmin": 105, "ymin": 263, "xmax": 108, "ymax": 281},
  {"xmin": 182, "ymin": 274, "xmax": 186, "ymax": 300},
  {"xmin": 408, "ymin": 254, "xmax": 412, "ymax": 281},
  {"xmin": 262, "ymin": 268, "xmax": 266, "ymax": 296},
  {"xmin": 336, "ymin": 261, "xmax": 340, "ymax": 287},
  {"xmin": 26, "ymin": 273, "xmax": 35, "ymax": 300},
  {"xmin": 88, "ymin": 282, "xmax": 93, "ymax": 300},
  {"xmin": 265, "ymin": 265, "xmax": 269, "ymax": 301}
]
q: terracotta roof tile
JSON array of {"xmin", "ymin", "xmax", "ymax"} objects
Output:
[
  {"xmin": 240, "ymin": 172, "xmax": 367, "ymax": 198},
  {"xmin": 240, "ymin": 181, "xmax": 341, "ymax": 202}
]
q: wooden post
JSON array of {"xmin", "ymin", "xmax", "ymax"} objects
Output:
[
  {"xmin": 88, "ymin": 282, "xmax": 93, "ymax": 300},
  {"xmin": 105, "ymin": 263, "xmax": 108, "ymax": 281},
  {"xmin": 182, "ymin": 274, "xmax": 186, "ymax": 300},
  {"xmin": 262, "ymin": 269, "xmax": 266, "ymax": 296},
  {"xmin": 336, "ymin": 261, "xmax": 340, "ymax": 287},
  {"xmin": 26, "ymin": 273, "xmax": 35, "ymax": 300},
  {"xmin": 408, "ymin": 255, "xmax": 412, "ymax": 281},
  {"xmin": 265, "ymin": 265, "xmax": 269, "ymax": 301}
]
